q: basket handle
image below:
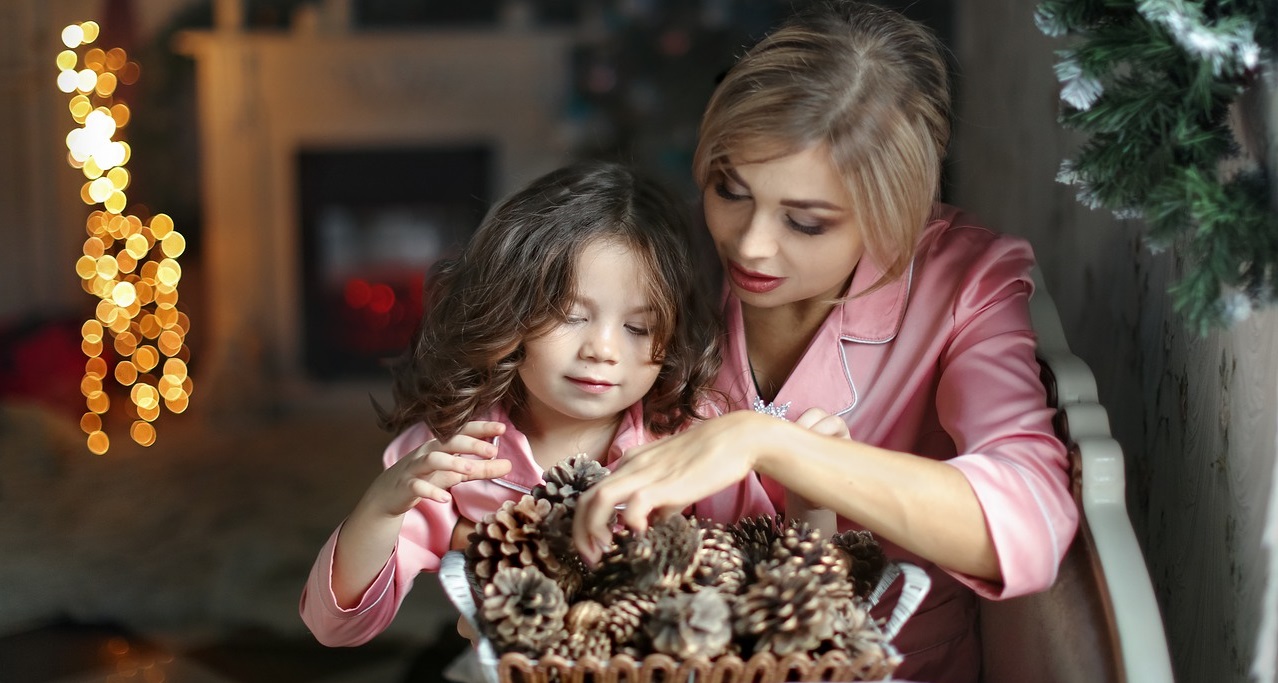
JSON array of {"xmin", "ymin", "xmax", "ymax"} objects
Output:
[
  {"xmin": 439, "ymin": 551, "xmax": 501, "ymax": 683},
  {"xmin": 866, "ymin": 562, "xmax": 931, "ymax": 643}
]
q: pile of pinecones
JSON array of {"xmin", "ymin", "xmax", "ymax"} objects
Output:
[{"xmin": 463, "ymin": 455, "xmax": 902, "ymax": 680}]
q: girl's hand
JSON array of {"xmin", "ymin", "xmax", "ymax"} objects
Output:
[
  {"xmin": 361, "ymin": 421, "xmax": 513, "ymax": 518},
  {"xmin": 572, "ymin": 411, "xmax": 782, "ymax": 564},
  {"xmin": 794, "ymin": 407, "xmax": 850, "ymax": 439}
]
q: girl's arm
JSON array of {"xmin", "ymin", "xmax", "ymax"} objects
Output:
[
  {"xmin": 332, "ymin": 421, "xmax": 511, "ymax": 607},
  {"xmin": 574, "ymin": 411, "xmax": 998, "ymax": 579}
]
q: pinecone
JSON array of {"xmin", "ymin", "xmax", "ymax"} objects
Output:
[
  {"xmin": 729, "ymin": 515, "xmax": 787, "ymax": 574},
  {"xmin": 598, "ymin": 588, "xmax": 658, "ymax": 653},
  {"xmin": 768, "ymin": 521, "xmax": 845, "ymax": 588},
  {"xmin": 647, "ymin": 588, "xmax": 733, "ymax": 659},
  {"xmin": 538, "ymin": 501, "xmax": 590, "ymax": 600},
  {"xmin": 466, "ymin": 495, "xmax": 570, "ymax": 596},
  {"xmin": 532, "ymin": 453, "xmax": 610, "ymax": 507},
  {"xmin": 841, "ymin": 622, "xmax": 902, "ymax": 681},
  {"xmin": 772, "ymin": 519, "xmax": 824, "ymax": 563},
  {"xmin": 829, "ymin": 529, "xmax": 888, "ymax": 599},
  {"xmin": 692, "ymin": 520, "xmax": 748, "ymax": 594},
  {"xmin": 823, "ymin": 595, "xmax": 902, "ymax": 680},
  {"xmin": 591, "ymin": 516, "xmax": 702, "ymax": 594},
  {"xmin": 824, "ymin": 595, "xmax": 873, "ymax": 649},
  {"xmin": 479, "ymin": 566, "xmax": 568, "ymax": 656},
  {"xmin": 549, "ymin": 600, "xmax": 613, "ymax": 662},
  {"xmin": 734, "ymin": 560, "xmax": 834, "ymax": 656}
]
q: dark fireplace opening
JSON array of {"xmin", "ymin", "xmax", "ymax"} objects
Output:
[{"xmin": 298, "ymin": 146, "xmax": 491, "ymax": 380}]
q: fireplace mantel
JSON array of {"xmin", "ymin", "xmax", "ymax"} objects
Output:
[{"xmin": 176, "ymin": 18, "xmax": 574, "ymax": 415}]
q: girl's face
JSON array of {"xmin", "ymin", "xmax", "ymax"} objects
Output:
[
  {"xmin": 703, "ymin": 143, "xmax": 865, "ymax": 310},
  {"xmin": 517, "ymin": 238, "xmax": 663, "ymax": 431}
]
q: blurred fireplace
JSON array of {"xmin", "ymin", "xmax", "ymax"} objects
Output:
[
  {"xmin": 176, "ymin": 13, "xmax": 572, "ymax": 413},
  {"xmin": 298, "ymin": 147, "xmax": 490, "ymax": 379}
]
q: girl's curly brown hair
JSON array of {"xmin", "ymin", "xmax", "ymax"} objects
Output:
[{"xmin": 378, "ymin": 161, "xmax": 722, "ymax": 440}]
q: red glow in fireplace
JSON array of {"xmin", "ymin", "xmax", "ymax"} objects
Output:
[{"xmin": 299, "ymin": 147, "xmax": 490, "ymax": 379}]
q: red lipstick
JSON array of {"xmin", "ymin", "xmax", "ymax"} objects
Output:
[{"xmin": 727, "ymin": 261, "xmax": 785, "ymax": 294}]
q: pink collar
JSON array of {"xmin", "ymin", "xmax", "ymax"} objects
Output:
[{"xmin": 483, "ymin": 401, "xmax": 649, "ymax": 492}]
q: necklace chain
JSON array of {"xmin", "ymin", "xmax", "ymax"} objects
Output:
[{"xmin": 748, "ymin": 358, "xmax": 790, "ymax": 420}]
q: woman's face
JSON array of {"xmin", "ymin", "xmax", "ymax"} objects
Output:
[{"xmin": 703, "ymin": 143, "xmax": 865, "ymax": 311}]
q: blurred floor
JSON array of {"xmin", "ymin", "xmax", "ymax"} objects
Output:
[
  {"xmin": 0, "ymin": 395, "xmax": 467, "ymax": 683},
  {"xmin": 0, "ymin": 618, "xmax": 472, "ymax": 683}
]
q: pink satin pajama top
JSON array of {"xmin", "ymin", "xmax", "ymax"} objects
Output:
[{"xmin": 714, "ymin": 205, "xmax": 1078, "ymax": 683}]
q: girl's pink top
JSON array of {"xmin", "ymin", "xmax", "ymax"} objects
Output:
[
  {"xmin": 715, "ymin": 205, "xmax": 1078, "ymax": 683},
  {"xmin": 299, "ymin": 400, "xmax": 775, "ymax": 647}
]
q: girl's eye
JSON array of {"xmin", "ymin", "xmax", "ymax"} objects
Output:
[
  {"xmin": 713, "ymin": 180, "xmax": 748, "ymax": 202},
  {"xmin": 624, "ymin": 324, "xmax": 651, "ymax": 336},
  {"xmin": 786, "ymin": 215, "xmax": 826, "ymax": 236},
  {"xmin": 564, "ymin": 314, "xmax": 586, "ymax": 324}
]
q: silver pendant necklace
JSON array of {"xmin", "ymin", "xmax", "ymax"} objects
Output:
[{"xmin": 749, "ymin": 359, "xmax": 791, "ymax": 420}]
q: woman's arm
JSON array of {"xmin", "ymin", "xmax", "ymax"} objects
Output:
[{"xmin": 573, "ymin": 410, "xmax": 999, "ymax": 579}]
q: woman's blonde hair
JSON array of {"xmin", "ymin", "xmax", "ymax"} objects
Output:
[{"xmin": 693, "ymin": 0, "xmax": 951, "ymax": 287}]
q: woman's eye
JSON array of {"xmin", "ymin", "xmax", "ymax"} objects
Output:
[
  {"xmin": 713, "ymin": 180, "xmax": 748, "ymax": 202},
  {"xmin": 564, "ymin": 314, "xmax": 586, "ymax": 324},
  {"xmin": 786, "ymin": 215, "xmax": 826, "ymax": 236}
]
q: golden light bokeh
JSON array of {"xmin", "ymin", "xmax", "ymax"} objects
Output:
[
  {"xmin": 81, "ymin": 375, "xmax": 103, "ymax": 396},
  {"xmin": 130, "ymin": 383, "xmax": 159, "ymax": 410},
  {"xmin": 160, "ymin": 232, "xmax": 185, "ymax": 258},
  {"xmin": 82, "ymin": 319, "xmax": 103, "ymax": 343},
  {"xmin": 80, "ymin": 21, "xmax": 100, "ymax": 43},
  {"xmin": 115, "ymin": 361, "xmax": 138, "ymax": 386},
  {"xmin": 86, "ymin": 357, "xmax": 108, "ymax": 379},
  {"xmin": 111, "ymin": 280, "xmax": 137, "ymax": 307},
  {"xmin": 81, "ymin": 412, "xmax": 102, "ymax": 434},
  {"xmin": 137, "ymin": 403, "xmax": 161, "ymax": 422},
  {"xmin": 61, "ymin": 23, "xmax": 192, "ymax": 453},
  {"xmin": 110, "ymin": 103, "xmax": 131, "ymax": 127},
  {"xmin": 87, "ymin": 430, "xmax": 110, "ymax": 455},
  {"xmin": 84, "ymin": 48, "xmax": 106, "ymax": 70},
  {"xmin": 108, "ymin": 166, "xmax": 130, "ymax": 191},
  {"xmin": 116, "ymin": 250, "xmax": 138, "ymax": 274},
  {"xmin": 135, "ymin": 345, "xmax": 159, "ymax": 372},
  {"xmin": 61, "ymin": 25, "xmax": 85, "ymax": 49},
  {"xmin": 86, "ymin": 390, "xmax": 110, "ymax": 414},
  {"xmin": 130, "ymin": 421, "xmax": 157, "ymax": 446}
]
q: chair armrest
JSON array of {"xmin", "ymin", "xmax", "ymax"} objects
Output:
[
  {"xmin": 1023, "ymin": 266, "xmax": 1174, "ymax": 683},
  {"xmin": 1074, "ymin": 436, "xmax": 1174, "ymax": 682}
]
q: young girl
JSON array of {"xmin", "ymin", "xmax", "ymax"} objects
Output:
[
  {"xmin": 299, "ymin": 160, "xmax": 774, "ymax": 647},
  {"xmin": 574, "ymin": 3, "xmax": 1078, "ymax": 682}
]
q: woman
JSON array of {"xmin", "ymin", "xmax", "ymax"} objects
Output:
[{"xmin": 572, "ymin": 3, "xmax": 1078, "ymax": 681}]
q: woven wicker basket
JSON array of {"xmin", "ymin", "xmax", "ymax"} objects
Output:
[
  {"xmin": 439, "ymin": 552, "xmax": 930, "ymax": 683},
  {"xmin": 494, "ymin": 649, "xmax": 896, "ymax": 683}
]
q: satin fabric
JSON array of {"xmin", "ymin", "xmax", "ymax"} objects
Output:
[{"xmin": 715, "ymin": 205, "xmax": 1078, "ymax": 683}]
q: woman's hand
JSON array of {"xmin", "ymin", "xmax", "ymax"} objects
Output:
[
  {"xmin": 571, "ymin": 409, "xmax": 849, "ymax": 564},
  {"xmin": 360, "ymin": 421, "xmax": 513, "ymax": 518},
  {"xmin": 572, "ymin": 411, "xmax": 783, "ymax": 564},
  {"xmin": 794, "ymin": 407, "xmax": 850, "ymax": 439}
]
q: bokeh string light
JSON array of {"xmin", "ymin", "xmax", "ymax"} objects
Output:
[{"xmin": 59, "ymin": 21, "xmax": 192, "ymax": 454}]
